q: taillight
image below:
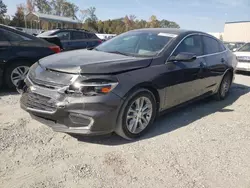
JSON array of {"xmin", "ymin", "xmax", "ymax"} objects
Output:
[
  {"xmin": 98, "ymin": 40, "xmax": 102, "ymax": 44},
  {"xmin": 49, "ymin": 46, "xmax": 61, "ymax": 53}
]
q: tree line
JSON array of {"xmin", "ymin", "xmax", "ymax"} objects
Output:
[{"xmin": 0, "ymin": 0, "xmax": 180, "ymax": 34}]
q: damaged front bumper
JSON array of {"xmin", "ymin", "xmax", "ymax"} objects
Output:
[{"xmin": 19, "ymin": 77, "xmax": 123, "ymax": 135}]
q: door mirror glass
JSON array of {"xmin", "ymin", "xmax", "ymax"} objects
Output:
[{"xmin": 170, "ymin": 52, "xmax": 197, "ymax": 62}]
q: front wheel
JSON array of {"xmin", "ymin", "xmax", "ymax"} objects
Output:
[{"xmin": 115, "ymin": 89, "xmax": 157, "ymax": 140}]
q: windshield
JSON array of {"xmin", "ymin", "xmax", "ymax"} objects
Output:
[
  {"xmin": 237, "ymin": 43, "xmax": 250, "ymax": 52},
  {"xmin": 37, "ymin": 30, "xmax": 58, "ymax": 37},
  {"xmin": 95, "ymin": 31, "xmax": 175, "ymax": 57}
]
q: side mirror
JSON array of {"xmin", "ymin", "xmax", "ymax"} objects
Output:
[
  {"xmin": 169, "ymin": 52, "xmax": 197, "ymax": 62},
  {"xmin": 232, "ymin": 48, "xmax": 237, "ymax": 52}
]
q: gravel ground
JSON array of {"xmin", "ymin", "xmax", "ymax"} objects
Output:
[{"xmin": 0, "ymin": 74, "xmax": 250, "ymax": 188}]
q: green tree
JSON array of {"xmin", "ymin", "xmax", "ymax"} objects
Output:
[
  {"xmin": 0, "ymin": 0, "xmax": 7, "ymax": 23},
  {"xmin": 61, "ymin": 1, "xmax": 78, "ymax": 18},
  {"xmin": 26, "ymin": 0, "xmax": 35, "ymax": 12},
  {"xmin": 148, "ymin": 15, "xmax": 160, "ymax": 28},
  {"xmin": 97, "ymin": 20, "xmax": 103, "ymax": 33},
  {"xmin": 10, "ymin": 5, "xmax": 25, "ymax": 27},
  {"xmin": 87, "ymin": 7, "xmax": 97, "ymax": 22},
  {"xmin": 34, "ymin": 0, "xmax": 52, "ymax": 14},
  {"xmin": 160, "ymin": 19, "xmax": 180, "ymax": 28}
]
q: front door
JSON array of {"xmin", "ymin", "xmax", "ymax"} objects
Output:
[
  {"xmin": 164, "ymin": 34, "xmax": 206, "ymax": 109},
  {"xmin": 0, "ymin": 29, "xmax": 11, "ymax": 64},
  {"xmin": 70, "ymin": 31, "xmax": 88, "ymax": 50},
  {"xmin": 55, "ymin": 31, "xmax": 71, "ymax": 50}
]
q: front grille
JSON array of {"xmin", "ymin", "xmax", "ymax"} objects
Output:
[
  {"xmin": 28, "ymin": 74, "xmax": 66, "ymax": 89},
  {"xmin": 21, "ymin": 92, "xmax": 56, "ymax": 112}
]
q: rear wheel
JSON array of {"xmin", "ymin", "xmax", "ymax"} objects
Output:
[
  {"xmin": 215, "ymin": 73, "xmax": 232, "ymax": 100},
  {"xmin": 115, "ymin": 89, "xmax": 157, "ymax": 140},
  {"xmin": 4, "ymin": 62, "xmax": 30, "ymax": 89}
]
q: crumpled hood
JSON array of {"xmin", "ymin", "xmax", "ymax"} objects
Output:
[{"xmin": 39, "ymin": 50, "xmax": 152, "ymax": 74}]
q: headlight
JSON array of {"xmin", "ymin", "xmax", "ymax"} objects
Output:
[{"xmin": 67, "ymin": 80, "xmax": 118, "ymax": 96}]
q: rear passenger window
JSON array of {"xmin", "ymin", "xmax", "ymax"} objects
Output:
[
  {"xmin": 4, "ymin": 30, "xmax": 32, "ymax": 42},
  {"xmin": 0, "ymin": 30, "xmax": 11, "ymax": 46},
  {"xmin": 173, "ymin": 35, "xmax": 203, "ymax": 56},
  {"xmin": 203, "ymin": 36, "xmax": 220, "ymax": 54},
  {"xmin": 87, "ymin": 33, "xmax": 98, "ymax": 39},
  {"xmin": 72, "ymin": 31, "xmax": 86, "ymax": 40},
  {"xmin": 219, "ymin": 42, "xmax": 226, "ymax": 52},
  {"xmin": 56, "ymin": 32, "xmax": 70, "ymax": 40}
]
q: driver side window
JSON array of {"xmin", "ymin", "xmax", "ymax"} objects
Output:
[{"xmin": 173, "ymin": 35, "xmax": 203, "ymax": 56}]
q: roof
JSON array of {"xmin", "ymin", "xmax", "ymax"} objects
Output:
[
  {"xmin": 28, "ymin": 12, "xmax": 79, "ymax": 24},
  {"xmin": 225, "ymin": 21, "xmax": 250, "ymax": 24},
  {"xmin": 130, "ymin": 28, "xmax": 204, "ymax": 35}
]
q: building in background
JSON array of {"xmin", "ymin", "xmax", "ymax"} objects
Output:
[
  {"xmin": 223, "ymin": 21, "xmax": 250, "ymax": 42},
  {"xmin": 208, "ymin": 32, "xmax": 224, "ymax": 40},
  {"xmin": 26, "ymin": 12, "xmax": 81, "ymax": 32}
]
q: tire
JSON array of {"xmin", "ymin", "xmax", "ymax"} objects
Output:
[
  {"xmin": 214, "ymin": 72, "xmax": 232, "ymax": 100},
  {"xmin": 115, "ymin": 88, "xmax": 157, "ymax": 140},
  {"xmin": 4, "ymin": 62, "xmax": 31, "ymax": 89}
]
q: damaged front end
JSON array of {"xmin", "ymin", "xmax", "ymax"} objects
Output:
[{"xmin": 18, "ymin": 63, "xmax": 123, "ymax": 136}]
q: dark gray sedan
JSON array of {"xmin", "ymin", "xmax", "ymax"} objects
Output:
[{"xmin": 18, "ymin": 28, "xmax": 237, "ymax": 140}]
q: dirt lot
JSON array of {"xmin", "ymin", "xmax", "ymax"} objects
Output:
[{"xmin": 0, "ymin": 74, "xmax": 250, "ymax": 188}]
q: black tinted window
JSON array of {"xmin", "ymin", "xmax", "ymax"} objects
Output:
[
  {"xmin": 4, "ymin": 30, "xmax": 32, "ymax": 42},
  {"xmin": 56, "ymin": 32, "xmax": 70, "ymax": 40},
  {"xmin": 0, "ymin": 30, "xmax": 7, "ymax": 41},
  {"xmin": 72, "ymin": 31, "xmax": 86, "ymax": 40},
  {"xmin": 219, "ymin": 42, "xmax": 226, "ymax": 51},
  {"xmin": 173, "ymin": 35, "xmax": 203, "ymax": 56},
  {"xmin": 87, "ymin": 33, "xmax": 98, "ymax": 39},
  {"xmin": 203, "ymin": 36, "xmax": 220, "ymax": 54}
]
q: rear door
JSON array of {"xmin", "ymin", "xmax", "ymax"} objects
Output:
[
  {"xmin": 164, "ymin": 34, "xmax": 206, "ymax": 108},
  {"xmin": 202, "ymin": 36, "xmax": 228, "ymax": 93},
  {"xmin": 71, "ymin": 31, "xmax": 88, "ymax": 50},
  {"xmin": 54, "ymin": 31, "xmax": 71, "ymax": 50}
]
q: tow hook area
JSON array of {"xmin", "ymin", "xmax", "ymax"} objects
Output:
[{"xmin": 16, "ymin": 79, "xmax": 27, "ymax": 94}]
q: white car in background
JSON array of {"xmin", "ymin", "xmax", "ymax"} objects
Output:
[{"xmin": 234, "ymin": 43, "xmax": 250, "ymax": 72}]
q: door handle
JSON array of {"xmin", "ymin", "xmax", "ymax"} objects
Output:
[
  {"xmin": 200, "ymin": 62, "xmax": 206, "ymax": 68},
  {"xmin": 221, "ymin": 58, "xmax": 225, "ymax": 63}
]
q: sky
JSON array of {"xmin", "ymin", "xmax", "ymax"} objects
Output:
[{"xmin": 4, "ymin": 0, "xmax": 250, "ymax": 32}]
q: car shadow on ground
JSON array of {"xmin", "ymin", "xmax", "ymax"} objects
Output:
[
  {"xmin": 0, "ymin": 88, "xmax": 19, "ymax": 97},
  {"xmin": 71, "ymin": 83, "xmax": 250, "ymax": 145}
]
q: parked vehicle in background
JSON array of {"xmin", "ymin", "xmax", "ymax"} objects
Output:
[
  {"xmin": 19, "ymin": 28, "xmax": 237, "ymax": 140},
  {"xmin": 224, "ymin": 42, "xmax": 245, "ymax": 51},
  {"xmin": 37, "ymin": 29, "xmax": 102, "ymax": 51},
  {"xmin": 234, "ymin": 42, "xmax": 250, "ymax": 72},
  {"xmin": 0, "ymin": 24, "xmax": 60, "ymax": 89}
]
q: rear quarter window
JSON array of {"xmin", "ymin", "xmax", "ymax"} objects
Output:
[
  {"xmin": 203, "ymin": 36, "xmax": 220, "ymax": 54},
  {"xmin": 87, "ymin": 33, "xmax": 99, "ymax": 39},
  {"xmin": 219, "ymin": 42, "xmax": 226, "ymax": 52},
  {"xmin": 4, "ymin": 30, "xmax": 32, "ymax": 42}
]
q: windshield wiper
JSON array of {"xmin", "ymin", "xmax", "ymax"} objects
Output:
[{"xmin": 106, "ymin": 51, "xmax": 131, "ymax": 56}]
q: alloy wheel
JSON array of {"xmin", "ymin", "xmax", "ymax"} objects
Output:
[
  {"xmin": 220, "ymin": 76, "xmax": 230, "ymax": 97},
  {"xmin": 11, "ymin": 66, "xmax": 29, "ymax": 86},
  {"xmin": 126, "ymin": 96, "xmax": 153, "ymax": 134}
]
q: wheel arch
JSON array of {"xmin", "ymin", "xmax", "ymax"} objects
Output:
[
  {"xmin": 4, "ymin": 58, "xmax": 35, "ymax": 71},
  {"xmin": 122, "ymin": 82, "xmax": 161, "ymax": 113}
]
